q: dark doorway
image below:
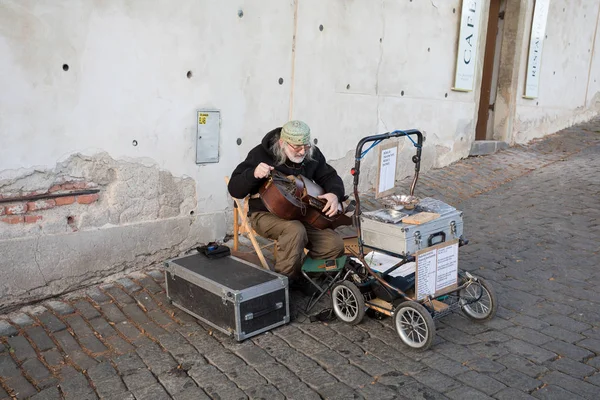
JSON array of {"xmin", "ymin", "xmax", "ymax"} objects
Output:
[{"xmin": 476, "ymin": 0, "xmax": 505, "ymax": 140}]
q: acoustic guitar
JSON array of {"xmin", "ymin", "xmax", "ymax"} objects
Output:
[{"xmin": 259, "ymin": 171, "xmax": 352, "ymax": 230}]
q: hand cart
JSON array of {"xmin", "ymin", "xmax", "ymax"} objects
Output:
[{"xmin": 330, "ymin": 130, "xmax": 498, "ymax": 351}]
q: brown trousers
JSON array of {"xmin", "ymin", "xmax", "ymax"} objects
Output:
[{"xmin": 248, "ymin": 212, "xmax": 345, "ymax": 278}]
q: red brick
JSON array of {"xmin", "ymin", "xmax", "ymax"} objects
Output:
[
  {"xmin": 50, "ymin": 182, "xmax": 89, "ymax": 193},
  {"xmin": 24, "ymin": 215, "xmax": 43, "ymax": 224},
  {"xmin": 5, "ymin": 203, "xmax": 28, "ymax": 215},
  {"xmin": 71, "ymin": 182, "xmax": 87, "ymax": 190},
  {"xmin": 62, "ymin": 182, "xmax": 86, "ymax": 190},
  {"xmin": 55, "ymin": 196, "xmax": 75, "ymax": 206},
  {"xmin": 1, "ymin": 216, "xmax": 24, "ymax": 224},
  {"xmin": 77, "ymin": 194, "xmax": 99, "ymax": 204},
  {"xmin": 27, "ymin": 199, "xmax": 56, "ymax": 211}
]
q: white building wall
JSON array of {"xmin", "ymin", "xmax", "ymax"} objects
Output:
[
  {"xmin": 0, "ymin": 0, "xmax": 295, "ymax": 214},
  {"xmin": 0, "ymin": 0, "xmax": 296, "ymax": 308},
  {"xmin": 513, "ymin": 0, "xmax": 600, "ymax": 143},
  {"xmin": 0, "ymin": 0, "xmax": 598, "ymax": 307},
  {"xmin": 292, "ymin": 0, "xmax": 485, "ymax": 190}
]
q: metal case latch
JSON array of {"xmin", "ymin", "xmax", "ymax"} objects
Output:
[
  {"xmin": 414, "ymin": 231, "xmax": 422, "ymax": 246},
  {"xmin": 450, "ymin": 221, "xmax": 457, "ymax": 234}
]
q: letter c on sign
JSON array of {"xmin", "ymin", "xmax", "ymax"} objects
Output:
[{"xmin": 464, "ymin": 49, "xmax": 472, "ymax": 64}]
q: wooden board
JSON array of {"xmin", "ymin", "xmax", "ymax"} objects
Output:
[
  {"xmin": 430, "ymin": 299, "xmax": 449, "ymax": 312},
  {"xmin": 230, "ymin": 250, "xmax": 274, "ymax": 271},
  {"xmin": 342, "ymin": 236, "xmax": 373, "ymax": 256},
  {"xmin": 365, "ymin": 298, "xmax": 393, "ymax": 316},
  {"xmin": 368, "ymin": 298, "xmax": 393, "ymax": 309},
  {"xmin": 402, "ymin": 212, "xmax": 440, "ymax": 225}
]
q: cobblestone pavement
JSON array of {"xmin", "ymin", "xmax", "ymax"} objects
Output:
[{"xmin": 1, "ymin": 120, "xmax": 599, "ymax": 399}]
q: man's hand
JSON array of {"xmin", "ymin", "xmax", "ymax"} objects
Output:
[
  {"xmin": 318, "ymin": 193, "xmax": 340, "ymax": 217},
  {"xmin": 254, "ymin": 163, "xmax": 274, "ymax": 179}
]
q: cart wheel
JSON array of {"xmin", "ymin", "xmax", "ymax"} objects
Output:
[
  {"xmin": 331, "ymin": 281, "xmax": 365, "ymax": 325},
  {"xmin": 459, "ymin": 278, "xmax": 497, "ymax": 322},
  {"xmin": 394, "ymin": 301, "xmax": 435, "ymax": 350}
]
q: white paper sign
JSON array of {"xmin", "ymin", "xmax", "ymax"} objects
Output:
[
  {"xmin": 453, "ymin": 0, "xmax": 482, "ymax": 91},
  {"xmin": 416, "ymin": 241, "xmax": 459, "ymax": 300},
  {"xmin": 524, "ymin": 0, "xmax": 550, "ymax": 98},
  {"xmin": 416, "ymin": 249, "xmax": 437, "ymax": 300},
  {"xmin": 436, "ymin": 243, "xmax": 459, "ymax": 291},
  {"xmin": 378, "ymin": 146, "xmax": 397, "ymax": 194}
]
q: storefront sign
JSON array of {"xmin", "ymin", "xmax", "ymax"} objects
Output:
[
  {"xmin": 524, "ymin": 0, "xmax": 550, "ymax": 98},
  {"xmin": 453, "ymin": 0, "xmax": 482, "ymax": 92}
]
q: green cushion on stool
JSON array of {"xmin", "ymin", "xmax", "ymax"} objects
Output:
[{"xmin": 301, "ymin": 256, "xmax": 347, "ymax": 273}]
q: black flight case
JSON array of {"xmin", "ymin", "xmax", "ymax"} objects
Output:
[{"xmin": 165, "ymin": 253, "xmax": 290, "ymax": 341}]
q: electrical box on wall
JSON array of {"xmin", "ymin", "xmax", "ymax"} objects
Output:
[{"xmin": 196, "ymin": 110, "xmax": 220, "ymax": 164}]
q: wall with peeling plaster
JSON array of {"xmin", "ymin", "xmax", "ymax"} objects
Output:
[
  {"xmin": 0, "ymin": 153, "xmax": 222, "ymax": 309},
  {"xmin": 0, "ymin": 0, "xmax": 599, "ymax": 307}
]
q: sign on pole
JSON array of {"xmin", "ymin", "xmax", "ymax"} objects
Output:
[{"xmin": 375, "ymin": 142, "xmax": 398, "ymax": 198}]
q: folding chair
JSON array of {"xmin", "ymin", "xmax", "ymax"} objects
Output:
[
  {"xmin": 225, "ymin": 177, "xmax": 276, "ymax": 271},
  {"xmin": 300, "ymin": 255, "xmax": 347, "ymax": 312},
  {"xmin": 298, "ymin": 236, "xmax": 375, "ymax": 313}
]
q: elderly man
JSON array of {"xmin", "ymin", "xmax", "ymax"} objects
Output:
[{"xmin": 228, "ymin": 120, "xmax": 345, "ymax": 282}]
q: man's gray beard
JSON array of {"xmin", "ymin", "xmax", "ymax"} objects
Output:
[{"xmin": 287, "ymin": 154, "xmax": 306, "ymax": 164}]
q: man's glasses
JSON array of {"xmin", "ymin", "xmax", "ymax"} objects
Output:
[{"xmin": 287, "ymin": 142, "xmax": 312, "ymax": 152}]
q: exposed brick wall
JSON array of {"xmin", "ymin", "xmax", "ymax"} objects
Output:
[
  {"xmin": 26, "ymin": 199, "xmax": 56, "ymax": 211},
  {"xmin": 49, "ymin": 181, "xmax": 89, "ymax": 192},
  {"xmin": 77, "ymin": 194, "xmax": 99, "ymax": 204},
  {"xmin": 5, "ymin": 204, "xmax": 27, "ymax": 215},
  {"xmin": 55, "ymin": 196, "xmax": 75, "ymax": 206},
  {"xmin": 24, "ymin": 215, "xmax": 43, "ymax": 224},
  {"xmin": 0, "ymin": 215, "xmax": 24, "ymax": 224},
  {"xmin": 0, "ymin": 181, "xmax": 100, "ymax": 225}
]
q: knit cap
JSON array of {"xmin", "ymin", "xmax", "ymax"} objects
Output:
[{"xmin": 280, "ymin": 120, "xmax": 311, "ymax": 145}]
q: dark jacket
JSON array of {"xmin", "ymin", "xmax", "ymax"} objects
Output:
[{"xmin": 228, "ymin": 127, "xmax": 345, "ymax": 214}]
